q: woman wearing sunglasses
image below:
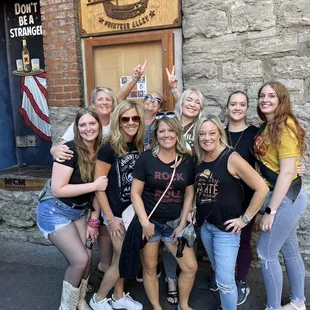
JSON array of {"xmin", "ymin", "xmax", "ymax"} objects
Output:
[
  {"xmin": 143, "ymin": 93, "xmax": 164, "ymax": 149},
  {"xmin": 90, "ymin": 100, "xmax": 145, "ymax": 310},
  {"xmin": 194, "ymin": 114, "xmax": 268, "ymax": 310},
  {"xmin": 131, "ymin": 112, "xmax": 198, "ymax": 310}
]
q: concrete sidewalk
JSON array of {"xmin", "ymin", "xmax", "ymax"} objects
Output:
[{"xmin": 0, "ymin": 240, "xmax": 309, "ymax": 310}]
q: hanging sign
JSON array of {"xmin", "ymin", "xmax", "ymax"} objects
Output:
[{"xmin": 80, "ymin": 0, "xmax": 181, "ymax": 37}]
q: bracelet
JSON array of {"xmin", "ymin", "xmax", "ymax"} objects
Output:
[
  {"xmin": 87, "ymin": 218, "xmax": 100, "ymax": 228},
  {"xmin": 171, "ymin": 88, "xmax": 179, "ymax": 95},
  {"xmin": 107, "ymin": 218, "xmax": 116, "ymax": 226},
  {"xmin": 131, "ymin": 75, "xmax": 139, "ymax": 83}
]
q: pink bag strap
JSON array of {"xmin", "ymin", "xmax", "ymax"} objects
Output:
[{"xmin": 148, "ymin": 154, "xmax": 178, "ymax": 219}]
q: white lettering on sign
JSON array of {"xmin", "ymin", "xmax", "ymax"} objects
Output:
[
  {"xmin": 10, "ymin": 2, "xmax": 41, "ymax": 38},
  {"xmin": 14, "ymin": 3, "xmax": 38, "ymax": 15},
  {"xmin": 10, "ymin": 25, "xmax": 43, "ymax": 38}
]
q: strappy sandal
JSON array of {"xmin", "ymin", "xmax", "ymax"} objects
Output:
[
  {"xmin": 166, "ymin": 277, "xmax": 179, "ymax": 305},
  {"xmin": 86, "ymin": 283, "xmax": 95, "ymax": 294},
  {"xmin": 167, "ymin": 289, "xmax": 179, "ymax": 305}
]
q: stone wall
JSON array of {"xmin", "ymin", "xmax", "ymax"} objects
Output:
[
  {"xmin": 1, "ymin": 0, "xmax": 310, "ymax": 274},
  {"xmin": 182, "ymin": 0, "xmax": 310, "ymax": 274}
]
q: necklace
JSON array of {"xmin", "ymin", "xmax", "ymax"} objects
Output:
[{"xmin": 227, "ymin": 128, "xmax": 246, "ymax": 149}]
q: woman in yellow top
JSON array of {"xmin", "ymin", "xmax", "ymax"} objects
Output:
[{"xmin": 254, "ymin": 81, "xmax": 307, "ymax": 310}]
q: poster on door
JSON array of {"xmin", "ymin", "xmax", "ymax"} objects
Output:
[{"xmin": 120, "ymin": 75, "xmax": 147, "ymax": 99}]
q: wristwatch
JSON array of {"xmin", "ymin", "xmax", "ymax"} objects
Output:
[
  {"xmin": 264, "ymin": 207, "xmax": 277, "ymax": 215},
  {"xmin": 240, "ymin": 214, "xmax": 250, "ymax": 225}
]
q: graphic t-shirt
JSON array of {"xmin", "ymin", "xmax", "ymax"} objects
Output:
[
  {"xmin": 183, "ymin": 121, "xmax": 195, "ymax": 154},
  {"xmin": 56, "ymin": 141, "xmax": 93, "ymax": 208},
  {"xmin": 133, "ymin": 149, "xmax": 194, "ymax": 223},
  {"xmin": 97, "ymin": 142, "xmax": 139, "ymax": 217},
  {"xmin": 253, "ymin": 118, "xmax": 300, "ymax": 181},
  {"xmin": 62, "ymin": 121, "xmax": 110, "ymax": 141},
  {"xmin": 194, "ymin": 148, "xmax": 243, "ymax": 231},
  {"xmin": 225, "ymin": 125, "xmax": 258, "ymax": 210}
]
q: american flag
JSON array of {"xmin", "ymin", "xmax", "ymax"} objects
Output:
[{"xmin": 18, "ymin": 72, "xmax": 51, "ymax": 142}]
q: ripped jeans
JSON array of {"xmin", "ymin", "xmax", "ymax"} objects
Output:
[
  {"xmin": 201, "ymin": 221, "xmax": 240, "ymax": 310},
  {"xmin": 257, "ymin": 188, "xmax": 307, "ymax": 310}
]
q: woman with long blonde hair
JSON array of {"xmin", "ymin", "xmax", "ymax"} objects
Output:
[
  {"xmin": 90, "ymin": 100, "xmax": 145, "ymax": 310},
  {"xmin": 194, "ymin": 114, "xmax": 268, "ymax": 310}
]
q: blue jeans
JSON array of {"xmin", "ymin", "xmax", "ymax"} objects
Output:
[
  {"xmin": 200, "ymin": 221, "xmax": 240, "ymax": 310},
  {"xmin": 257, "ymin": 188, "xmax": 307, "ymax": 310}
]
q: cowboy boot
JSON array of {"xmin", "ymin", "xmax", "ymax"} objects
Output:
[
  {"xmin": 59, "ymin": 280, "xmax": 79, "ymax": 310},
  {"xmin": 77, "ymin": 277, "xmax": 92, "ymax": 310}
]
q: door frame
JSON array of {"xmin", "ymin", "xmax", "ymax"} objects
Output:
[{"xmin": 84, "ymin": 29, "xmax": 175, "ymax": 111}]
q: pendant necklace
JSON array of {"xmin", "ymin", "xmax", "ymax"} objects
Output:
[{"xmin": 228, "ymin": 127, "xmax": 247, "ymax": 149}]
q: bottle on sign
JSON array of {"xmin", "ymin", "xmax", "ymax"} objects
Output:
[{"xmin": 22, "ymin": 39, "xmax": 31, "ymax": 73}]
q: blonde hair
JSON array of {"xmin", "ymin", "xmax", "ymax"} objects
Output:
[
  {"xmin": 90, "ymin": 87, "xmax": 118, "ymax": 113},
  {"xmin": 73, "ymin": 108, "xmax": 103, "ymax": 182},
  {"xmin": 194, "ymin": 114, "xmax": 229, "ymax": 165},
  {"xmin": 175, "ymin": 88, "xmax": 206, "ymax": 120},
  {"xmin": 151, "ymin": 116, "xmax": 190, "ymax": 159},
  {"xmin": 106, "ymin": 100, "xmax": 145, "ymax": 156}
]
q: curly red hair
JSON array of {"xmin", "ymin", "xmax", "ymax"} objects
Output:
[{"xmin": 257, "ymin": 81, "xmax": 307, "ymax": 156}]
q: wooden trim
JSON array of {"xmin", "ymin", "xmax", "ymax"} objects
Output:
[{"xmin": 84, "ymin": 29, "xmax": 175, "ymax": 110}]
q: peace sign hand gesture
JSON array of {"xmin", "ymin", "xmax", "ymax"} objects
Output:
[{"xmin": 165, "ymin": 65, "xmax": 178, "ymax": 90}]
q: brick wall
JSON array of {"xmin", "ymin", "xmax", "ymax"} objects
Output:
[{"xmin": 40, "ymin": 0, "xmax": 83, "ymax": 107}]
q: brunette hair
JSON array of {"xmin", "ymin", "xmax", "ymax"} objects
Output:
[
  {"xmin": 257, "ymin": 81, "xmax": 307, "ymax": 155},
  {"xmin": 175, "ymin": 88, "xmax": 206, "ymax": 120},
  {"xmin": 73, "ymin": 108, "xmax": 103, "ymax": 182},
  {"xmin": 194, "ymin": 114, "xmax": 229, "ymax": 165},
  {"xmin": 151, "ymin": 116, "xmax": 189, "ymax": 158},
  {"xmin": 106, "ymin": 100, "xmax": 145, "ymax": 155},
  {"xmin": 226, "ymin": 91, "xmax": 249, "ymax": 108}
]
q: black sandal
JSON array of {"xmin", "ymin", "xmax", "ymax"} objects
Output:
[
  {"xmin": 86, "ymin": 283, "xmax": 95, "ymax": 294},
  {"xmin": 167, "ymin": 290, "xmax": 179, "ymax": 305}
]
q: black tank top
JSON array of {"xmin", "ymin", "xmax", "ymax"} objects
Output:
[{"xmin": 194, "ymin": 148, "xmax": 244, "ymax": 231}]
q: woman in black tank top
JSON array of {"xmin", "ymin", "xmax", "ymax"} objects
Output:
[
  {"xmin": 225, "ymin": 91, "xmax": 259, "ymax": 305},
  {"xmin": 194, "ymin": 115, "xmax": 268, "ymax": 310}
]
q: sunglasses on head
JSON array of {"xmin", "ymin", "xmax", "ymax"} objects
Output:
[
  {"xmin": 155, "ymin": 111, "xmax": 176, "ymax": 120},
  {"xmin": 120, "ymin": 115, "xmax": 141, "ymax": 124},
  {"xmin": 145, "ymin": 94, "xmax": 162, "ymax": 105}
]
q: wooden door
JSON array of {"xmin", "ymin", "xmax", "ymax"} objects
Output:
[{"xmin": 84, "ymin": 29, "xmax": 174, "ymax": 111}]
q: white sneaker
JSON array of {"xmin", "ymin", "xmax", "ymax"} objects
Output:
[
  {"xmin": 89, "ymin": 293, "xmax": 113, "ymax": 310},
  {"xmin": 112, "ymin": 292, "xmax": 143, "ymax": 310}
]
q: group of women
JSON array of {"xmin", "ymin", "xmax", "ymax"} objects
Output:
[{"xmin": 36, "ymin": 61, "xmax": 307, "ymax": 310}]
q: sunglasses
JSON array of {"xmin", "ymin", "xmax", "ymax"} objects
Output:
[
  {"xmin": 120, "ymin": 115, "xmax": 141, "ymax": 124},
  {"xmin": 155, "ymin": 111, "xmax": 176, "ymax": 120},
  {"xmin": 145, "ymin": 94, "xmax": 162, "ymax": 105}
]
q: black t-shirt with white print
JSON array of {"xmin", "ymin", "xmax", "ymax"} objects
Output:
[
  {"xmin": 97, "ymin": 142, "xmax": 139, "ymax": 217},
  {"xmin": 132, "ymin": 149, "xmax": 194, "ymax": 223},
  {"xmin": 56, "ymin": 141, "xmax": 93, "ymax": 208}
]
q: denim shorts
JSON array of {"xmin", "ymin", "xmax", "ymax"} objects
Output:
[
  {"xmin": 148, "ymin": 219, "xmax": 174, "ymax": 243},
  {"xmin": 37, "ymin": 198, "xmax": 87, "ymax": 239}
]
